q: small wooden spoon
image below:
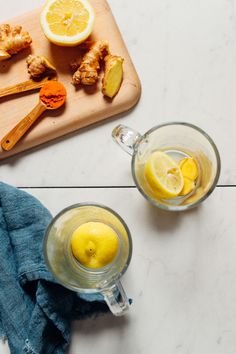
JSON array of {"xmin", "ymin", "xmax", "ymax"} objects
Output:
[
  {"xmin": 0, "ymin": 76, "xmax": 57, "ymax": 99},
  {"xmin": 1, "ymin": 82, "xmax": 66, "ymax": 151}
]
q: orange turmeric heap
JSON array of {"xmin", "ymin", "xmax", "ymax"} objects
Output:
[{"xmin": 39, "ymin": 81, "xmax": 67, "ymax": 109}]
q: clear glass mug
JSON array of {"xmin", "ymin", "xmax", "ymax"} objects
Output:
[
  {"xmin": 43, "ymin": 203, "xmax": 132, "ymax": 316},
  {"xmin": 112, "ymin": 122, "xmax": 221, "ymax": 211}
]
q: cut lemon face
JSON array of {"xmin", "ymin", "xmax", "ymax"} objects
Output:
[
  {"xmin": 144, "ymin": 151, "xmax": 184, "ymax": 199},
  {"xmin": 40, "ymin": 0, "xmax": 95, "ymax": 46}
]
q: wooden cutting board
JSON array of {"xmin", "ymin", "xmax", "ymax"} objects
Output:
[{"xmin": 0, "ymin": 0, "xmax": 141, "ymax": 160}]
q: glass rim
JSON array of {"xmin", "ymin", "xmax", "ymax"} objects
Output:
[
  {"xmin": 131, "ymin": 121, "xmax": 221, "ymax": 212},
  {"xmin": 43, "ymin": 202, "xmax": 133, "ymax": 290}
]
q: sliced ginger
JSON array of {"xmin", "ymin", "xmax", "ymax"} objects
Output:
[
  {"xmin": 179, "ymin": 177, "xmax": 195, "ymax": 196},
  {"xmin": 179, "ymin": 157, "xmax": 199, "ymax": 196},
  {"xmin": 179, "ymin": 157, "xmax": 199, "ymax": 180},
  {"xmin": 102, "ymin": 55, "xmax": 124, "ymax": 98},
  {"xmin": 26, "ymin": 55, "xmax": 57, "ymax": 79},
  {"xmin": 0, "ymin": 24, "xmax": 32, "ymax": 61}
]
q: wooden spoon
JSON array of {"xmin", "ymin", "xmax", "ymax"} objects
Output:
[
  {"xmin": 0, "ymin": 76, "xmax": 57, "ymax": 99},
  {"xmin": 1, "ymin": 81, "xmax": 66, "ymax": 151}
]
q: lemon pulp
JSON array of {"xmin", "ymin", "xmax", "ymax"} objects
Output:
[
  {"xmin": 71, "ymin": 222, "xmax": 119, "ymax": 269},
  {"xmin": 40, "ymin": 0, "xmax": 95, "ymax": 46}
]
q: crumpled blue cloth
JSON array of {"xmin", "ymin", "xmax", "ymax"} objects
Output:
[{"xmin": 0, "ymin": 182, "xmax": 108, "ymax": 354}]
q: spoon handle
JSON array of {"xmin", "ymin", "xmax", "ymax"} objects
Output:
[
  {"xmin": 1, "ymin": 101, "xmax": 46, "ymax": 151},
  {"xmin": 0, "ymin": 76, "xmax": 57, "ymax": 99}
]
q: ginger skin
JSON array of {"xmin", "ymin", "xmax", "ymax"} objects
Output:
[
  {"xmin": 102, "ymin": 55, "xmax": 124, "ymax": 98},
  {"xmin": 0, "ymin": 24, "xmax": 32, "ymax": 61},
  {"xmin": 72, "ymin": 40, "xmax": 110, "ymax": 85},
  {"xmin": 26, "ymin": 55, "xmax": 57, "ymax": 79}
]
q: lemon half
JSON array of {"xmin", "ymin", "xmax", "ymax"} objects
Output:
[
  {"xmin": 40, "ymin": 0, "xmax": 95, "ymax": 46},
  {"xmin": 145, "ymin": 151, "xmax": 184, "ymax": 199}
]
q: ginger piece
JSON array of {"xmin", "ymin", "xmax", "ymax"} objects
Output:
[
  {"xmin": 70, "ymin": 58, "xmax": 81, "ymax": 72},
  {"xmin": 102, "ymin": 55, "xmax": 124, "ymax": 98},
  {"xmin": 0, "ymin": 24, "xmax": 32, "ymax": 61},
  {"xmin": 26, "ymin": 55, "xmax": 57, "ymax": 79},
  {"xmin": 72, "ymin": 40, "xmax": 110, "ymax": 85}
]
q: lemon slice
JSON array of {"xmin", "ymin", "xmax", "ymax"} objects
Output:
[
  {"xmin": 40, "ymin": 0, "xmax": 95, "ymax": 46},
  {"xmin": 71, "ymin": 222, "xmax": 119, "ymax": 269},
  {"xmin": 144, "ymin": 151, "xmax": 184, "ymax": 199}
]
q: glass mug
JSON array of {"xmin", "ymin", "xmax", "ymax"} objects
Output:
[
  {"xmin": 43, "ymin": 203, "xmax": 132, "ymax": 316},
  {"xmin": 112, "ymin": 122, "xmax": 221, "ymax": 211}
]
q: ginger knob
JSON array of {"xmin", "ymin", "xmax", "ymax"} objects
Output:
[
  {"xmin": 26, "ymin": 55, "xmax": 57, "ymax": 79},
  {"xmin": 0, "ymin": 24, "xmax": 32, "ymax": 61},
  {"xmin": 72, "ymin": 40, "xmax": 110, "ymax": 85},
  {"xmin": 102, "ymin": 55, "xmax": 124, "ymax": 98}
]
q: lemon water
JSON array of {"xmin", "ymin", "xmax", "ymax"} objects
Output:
[
  {"xmin": 162, "ymin": 149, "xmax": 200, "ymax": 204},
  {"xmin": 44, "ymin": 204, "xmax": 131, "ymax": 292},
  {"xmin": 135, "ymin": 148, "xmax": 202, "ymax": 207}
]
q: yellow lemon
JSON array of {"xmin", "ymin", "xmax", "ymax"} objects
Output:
[
  {"xmin": 144, "ymin": 151, "xmax": 184, "ymax": 199},
  {"xmin": 179, "ymin": 157, "xmax": 199, "ymax": 180},
  {"xmin": 40, "ymin": 0, "xmax": 95, "ymax": 46},
  {"xmin": 71, "ymin": 222, "xmax": 119, "ymax": 269}
]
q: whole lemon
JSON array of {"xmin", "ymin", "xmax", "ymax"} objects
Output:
[{"xmin": 71, "ymin": 222, "xmax": 119, "ymax": 269}]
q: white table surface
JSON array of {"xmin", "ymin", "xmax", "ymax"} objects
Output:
[{"xmin": 1, "ymin": 1, "xmax": 236, "ymax": 353}]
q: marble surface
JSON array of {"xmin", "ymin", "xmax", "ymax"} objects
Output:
[
  {"xmin": 2, "ymin": 187, "xmax": 236, "ymax": 354},
  {"xmin": 0, "ymin": 0, "xmax": 236, "ymax": 186},
  {"xmin": 1, "ymin": 0, "xmax": 236, "ymax": 353}
]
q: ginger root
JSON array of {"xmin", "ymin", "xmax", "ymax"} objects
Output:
[
  {"xmin": 0, "ymin": 24, "xmax": 32, "ymax": 61},
  {"xmin": 72, "ymin": 40, "xmax": 110, "ymax": 85},
  {"xmin": 70, "ymin": 58, "xmax": 81, "ymax": 72},
  {"xmin": 102, "ymin": 55, "xmax": 124, "ymax": 98},
  {"xmin": 26, "ymin": 55, "xmax": 57, "ymax": 79}
]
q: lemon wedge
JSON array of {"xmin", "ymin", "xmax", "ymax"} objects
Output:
[
  {"xmin": 71, "ymin": 222, "xmax": 119, "ymax": 269},
  {"xmin": 144, "ymin": 151, "xmax": 184, "ymax": 199},
  {"xmin": 40, "ymin": 0, "xmax": 95, "ymax": 46}
]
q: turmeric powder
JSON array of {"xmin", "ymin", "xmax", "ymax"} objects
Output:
[{"xmin": 39, "ymin": 81, "xmax": 66, "ymax": 109}]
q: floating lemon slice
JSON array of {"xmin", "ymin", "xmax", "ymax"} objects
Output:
[
  {"xmin": 40, "ymin": 0, "xmax": 95, "ymax": 46},
  {"xmin": 144, "ymin": 151, "xmax": 184, "ymax": 199},
  {"xmin": 71, "ymin": 222, "xmax": 119, "ymax": 269}
]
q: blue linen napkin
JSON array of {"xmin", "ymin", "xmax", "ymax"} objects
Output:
[{"xmin": 0, "ymin": 182, "xmax": 108, "ymax": 354}]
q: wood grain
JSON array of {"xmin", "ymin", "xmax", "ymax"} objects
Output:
[
  {"xmin": 1, "ymin": 101, "xmax": 46, "ymax": 151},
  {"xmin": 0, "ymin": 76, "xmax": 57, "ymax": 98},
  {"xmin": 0, "ymin": 0, "xmax": 141, "ymax": 160}
]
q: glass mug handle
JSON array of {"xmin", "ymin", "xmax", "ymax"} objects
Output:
[
  {"xmin": 101, "ymin": 280, "xmax": 130, "ymax": 316},
  {"xmin": 112, "ymin": 124, "xmax": 141, "ymax": 156}
]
